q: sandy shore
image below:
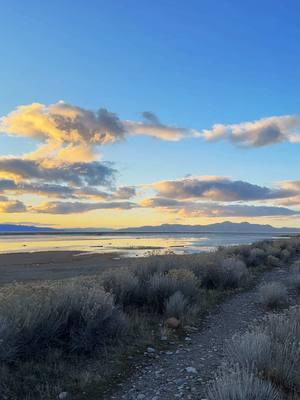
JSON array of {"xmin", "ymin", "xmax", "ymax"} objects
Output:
[{"xmin": 0, "ymin": 251, "xmax": 139, "ymax": 284}]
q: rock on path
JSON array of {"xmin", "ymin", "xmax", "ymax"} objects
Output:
[{"xmin": 107, "ymin": 266, "xmax": 298, "ymax": 400}]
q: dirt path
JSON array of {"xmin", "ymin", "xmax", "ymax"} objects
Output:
[{"xmin": 107, "ymin": 266, "xmax": 298, "ymax": 400}]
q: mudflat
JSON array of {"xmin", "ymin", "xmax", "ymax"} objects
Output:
[{"xmin": 0, "ymin": 251, "xmax": 138, "ymax": 284}]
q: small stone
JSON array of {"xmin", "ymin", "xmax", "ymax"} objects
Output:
[
  {"xmin": 176, "ymin": 378, "xmax": 187, "ymax": 386},
  {"xmin": 137, "ymin": 395, "xmax": 146, "ymax": 400},
  {"xmin": 58, "ymin": 393, "xmax": 68, "ymax": 400},
  {"xmin": 185, "ymin": 367, "xmax": 197, "ymax": 374},
  {"xmin": 165, "ymin": 317, "xmax": 181, "ymax": 329},
  {"xmin": 147, "ymin": 347, "xmax": 156, "ymax": 353},
  {"xmin": 160, "ymin": 335, "xmax": 168, "ymax": 341}
]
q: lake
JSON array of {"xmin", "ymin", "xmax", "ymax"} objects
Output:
[{"xmin": 0, "ymin": 232, "xmax": 281, "ymax": 256}]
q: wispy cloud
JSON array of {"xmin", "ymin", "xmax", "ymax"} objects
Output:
[
  {"xmin": 33, "ymin": 200, "xmax": 137, "ymax": 214},
  {"xmin": 200, "ymin": 115, "xmax": 300, "ymax": 148}
]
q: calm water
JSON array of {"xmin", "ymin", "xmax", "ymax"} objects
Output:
[{"xmin": 0, "ymin": 232, "xmax": 280, "ymax": 257}]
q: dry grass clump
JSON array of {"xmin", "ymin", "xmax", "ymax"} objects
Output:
[
  {"xmin": 207, "ymin": 365, "xmax": 280, "ymax": 400},
  {"xmin": 164, "ymin": 291, "xmax": 189, "ymax": 320},
  {"xmin": 261, "ymin": 306, "xmax": 300, "ymax": 392},
  {"xmin": 287, "ymin": 262, "xmax": 300, "ymax": 291},
  {"xmin": 226, "ymin": 331, "xmax": 272, "ymax": 372},
  {"xmin": 210, "ymin": 306, "xmax": 300, "ymax": 397},
  {"xmin": 258, "ymin": 282, "xmax": 288, "ymax": 309}
]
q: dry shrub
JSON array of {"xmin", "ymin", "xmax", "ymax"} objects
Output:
[
  {"xmin": 0, "ymin": 284, "xmax": 128, "ymax": 362},
  {"xmin": 201, "ymin": 258, "xmax": 249, "ymax": 290},
  {"xmin": 258, "ymin": 282, "xmax": 288, "ymax": 309},
  {"xmin": 267, "ymin": 255, "xmax": 281, "ymax": 267},
  {"xmin": 226, "ymin": 331, "xmax": 272, "ymax": 371},
  {"xmin": 219, "ymin": 306, "xmax": 300, "ymax": 395},
  {"xmin": 207, "ymin": 365, "xmax": 280, "ymax": 400},
  {"xmin": 164, "ymin": 291, "xmax": 189, "ymax": 320},
  {"xmin": 102, "ymin": 268, "xmax": 139, "ymax": 308}
]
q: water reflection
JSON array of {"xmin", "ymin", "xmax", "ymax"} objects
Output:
[{"xmin": 0, "ymin": 233, "xmax": 279, "ymax": 256}]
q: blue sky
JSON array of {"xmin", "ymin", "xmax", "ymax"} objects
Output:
[{"xmin": 0, "ymin": 1, "xmax": 300, "ymax": 227}]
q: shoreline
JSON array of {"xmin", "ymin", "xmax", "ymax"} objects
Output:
[{"xmin": 0, "ymin": 250, "xmax": 136, "ymax": 285}]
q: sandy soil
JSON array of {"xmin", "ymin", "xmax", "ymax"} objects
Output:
[{"xmin": 0, "ymin": 251, "xmax": 138, "ymax": 284}]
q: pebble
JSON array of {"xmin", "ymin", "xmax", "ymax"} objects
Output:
[
  {"xmin": 147, "ymin": 347, "xmax": 156, "ymax": 353},
  {"xmin": 185, "ymin": 367, "xmax": 198, "ymax": 374},
  {"xmin": 58, "ymin": 393, "xmax": 68, "ymax": 400}
]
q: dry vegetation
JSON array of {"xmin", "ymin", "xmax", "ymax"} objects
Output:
[
  {"xmin": 0, "ymin": 237, "xmax": 299, "ymax": 399},
  {"xmin": 208, "ymin": 305, "xmax": 300, "ymax": 399}
]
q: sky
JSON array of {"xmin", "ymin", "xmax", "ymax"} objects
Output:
[{"xmin": 1, "ymin": 0, "xmax": 300, "ymax": 228}]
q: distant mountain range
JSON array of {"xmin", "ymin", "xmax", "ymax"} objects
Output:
[
  {"xmin": 1, "ymin": 221, "xmax": 300, "ymax": 234},
  {"xmin": 117, "ymin": 221, "xmax": 300, "ymax": 234},
  {"xmin": 0, "ymin": 224, "xmax": 58, "ymax": 233}
]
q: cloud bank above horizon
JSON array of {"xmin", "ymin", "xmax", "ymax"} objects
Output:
[{"xmin": 0, "ymin": 101, "xmax": 300, "ymax": 222}]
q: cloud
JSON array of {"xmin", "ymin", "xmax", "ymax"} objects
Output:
[
  {"xmin": 0, "ymin": 196, "xmax": 26, "ymax": 213},
  {"xmin": 141, "ymin": 197, "xmax": 299, "ymax": 218},
  {"xmin": 0, "ymin": 178, "xmax": 137, "ymax": 203},
  {"xmin": 113, "ymin": 186, "xmax": 136, "ymax": 199},
  {"xmin": 1, "ymin": 102, "xmax": 126, "ymax": 146},
  {"xmin": 0, "ymin": 158, "xmax": 116, "ymax": 187},
  {"xmin": 152, "ymin": 176, "xmax": 293, "ymax": 202},
  {"xmin": 2, "ymin": 103, "xmax": 300, "ymax": 153},
  {"xmin": 275, "ymin": 180, "xmax": 300, "ymax": 206},
  {"xmin": 0, "ymin": 178, "xmax": 79, "ymax": 199},
  {"xmin": 0, "ymin": 103, "xmax": 196, "ymax": 160},
  {"xmin": 124, "ymin": 111, "xmax": 196, "ymax": 141},
  {"xmin": 34, "ymin": 200, "xmax": 138, "ymax": 214},
  {"xmin": 1, "ymin": 101, "xmax": 299, "ymax": 220},
  {"xmin": 200, "ymin": 115, "xmax": 300, "ymax": 148}
]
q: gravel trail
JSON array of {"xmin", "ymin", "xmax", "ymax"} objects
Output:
[{"xmin": 107, "ymin": 266, "xmax": 298, "ymax": 400}]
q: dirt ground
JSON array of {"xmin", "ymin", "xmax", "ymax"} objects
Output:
[{"xmin": 0, "ymin": 251, "xmax": 138, "ymax": 284}]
